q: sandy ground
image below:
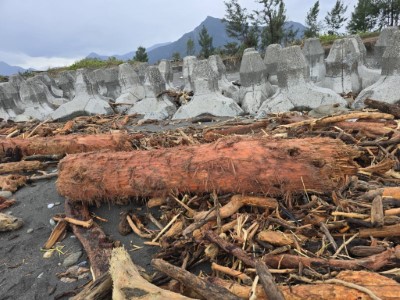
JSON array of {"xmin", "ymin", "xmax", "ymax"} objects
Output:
[{"xmin": 0, "ymin": 178, "xmax": 166, "ymax": 300}]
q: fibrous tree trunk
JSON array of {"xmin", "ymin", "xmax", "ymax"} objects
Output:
[
  {"xmin": 57, "ymin": 137, "xmax": 359, "ymax": 205},
  {"xmin": 0, "ymin": 133, "xmax": 135, "ymax": 158}
]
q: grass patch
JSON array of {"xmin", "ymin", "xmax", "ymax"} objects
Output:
[{"xmin": 0, "ymin": 75, "xmax": 8, "ymax": 83}]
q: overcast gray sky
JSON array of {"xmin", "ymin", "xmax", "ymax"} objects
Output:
[{"xmin": 0, "ymin": 0, "xmax": 357, "ymax": 69}]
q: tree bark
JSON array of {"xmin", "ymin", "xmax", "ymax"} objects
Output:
[
  {"xmin": 364, "ymin": 98, "xmax": 400, "ymax": 118},
  {"xmin": 0, "ymin": 132, "xmax": 135, "ymax": 158},
  {"xmin": 57, "ymin": 137, "xmax": 359, "ymax": 204},
  {"xmin": 209, "ymin": 270, "xmax": 400, "ymax": 300}
]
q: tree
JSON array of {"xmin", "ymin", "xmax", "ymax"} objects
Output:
[
  {"xmin": 254, "ymin": 0, "xmax": 287, "ymax": 49},
  {"xmin": 304, "ymin": 1, "xmax": 321, "ymax": 37},
  {"xmin": 172, "ymin": 52, "xmax": 181, "ymax": 61},
  {"xmin": 198, "ymin": 26, "xmax": 214, "ymax": 58},
  {"xmin": 374, "ymin": 0, "xmax": 400, "ymax": 28},
  {"xmin": 325, "ymin": 0, "xmax": 348, "ymax": 35},
  {"xmin": 186, "ymin": 38, "xmax": 195, "ymax": 56},
  {"xmin": 223, "ymin": 0, "xmax": 258, "ymax": 50},
  {"xmin": 223, "ymin": 42, "xmax": 240, "ymax": 56},
  {"xmin": 347, "ymin": 0, "xmax": 379, "ymax": 33},
  {"xmin": 133, "ymin": 46, "xmax": 148, "ymax": 62},
  {"xmin": 282, "ymin": 25, "xmax": 299, "ymax": 46}
]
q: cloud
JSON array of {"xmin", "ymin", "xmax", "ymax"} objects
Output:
[{"xmin": 0, "ymin": 51, "xmax": 81, "ymax": 70}]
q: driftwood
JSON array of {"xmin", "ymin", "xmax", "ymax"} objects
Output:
[
  {"xmin": 0, "ymin": 174, "xmax": 27, "ymax": 191},
  {"xmin": 0, "ymin": 132, "xmax": 135, "ymax": 158},
  {"xmin": 43, "ymin": 220, "xmax": 67, "ymax": 249},
  {"xmin": 209, "ymin": 270, "xmax": 400, "ymax": 299},
  {"xmin": 0, "ymin": 160, "xmax": 43, "ymax": 174},
  {"xmin": 110, "ymin": 247, "xmax": 194, "ymax": 300},
  {"xmin": 57, "ymin": 137, "xmax": 359, "ymax": 204},
  {"xmin": 203, "ymin": 120, "xmax": 268, "ymax": 141},
  {"xmin": 64, "ymin": 199, "xmax": 113, "ymax": 279},
  {"xmin": 365, "ymin": 98, "xmax": 400, "ymax": 118},
  {"xmin": 152, "ymin": 258, "xmax": 241, "ymax": 300},
  {"xmin": 255, "ymin": 260, "xmax": 285, "ymax": 300},
  {"xmin": 263, "ymin": 245, "xmax": 400, "ymax": 271},
  {"xmin": 70, "ymin": 273, "xmax": 112, "ymax": 300}
]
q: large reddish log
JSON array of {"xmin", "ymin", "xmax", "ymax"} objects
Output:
[
  {"xmin": 57, "ymin": 137, "xmax": 359, "ymax": 204},
  {"xmin": 0, "ymin": 132, "xmax": 137, "ymax": 158}
]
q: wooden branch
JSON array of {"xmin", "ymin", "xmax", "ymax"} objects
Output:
[
  {"xmin": 0, "ymin": 198, "xmax": 16, "ymax": 211},
  {"xmin": 52, "ymin": 216, "xmax": 94, "ymax": 228},
  {"xmin": 0, "ymin": 132, "xmax": 135, "ymax": 158},
  {"xmin": 263, "ymin": 245, "xmax": 400, "ymax": 271},
  {"xmin": 204, "ymin": 230, "xmax": 255, "ymax": 267},
  {"xmin": 152, "ymin": 258, "xmax": 241, "ymax": 300},
  {"xmin": 110, "ymin": 248, "xmax": 194, "ymax": 300},
  {"xmin": 64, "ymin": 199, "xmax": 113, "ymax": 279},
  {"xmin": 359, "ymin": 224, "xmax": 400, "ymax": 238},
  {"xmin": 255, "ymin": 260, "xmax": 285, "ymax": 300},
  {"xmin": 203, "ymin": 120, "xmax": 268, "ymax": 141},
  {"xmin": 281, "ymin": 112, "xmax": 394, "ymax": 129},
  {"xmin": 57, "ymin": 137, "xmax": 359, "ymax": 204},
  {"xmin": 211, "ymin": 262, "xmax": 252, "ymax": 285}
]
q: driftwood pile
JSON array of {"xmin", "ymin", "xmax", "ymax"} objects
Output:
[{"xmin": 1, "ymin": 100, "xmax": 400, "ymax": 299}]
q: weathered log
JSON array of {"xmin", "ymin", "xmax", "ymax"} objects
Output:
[
  {"xmin": 0, "ymin": 132, "xmax": 135, "ymax": 158},
  {"xmin": 64, "ymin": 199, "xmax": 113, "ymax": 279},
  {"xmin": 263, "ymin": 245, "xmax": 400, "ymax": 271},
  {"xmin": 203, "ymin": 120, "xmax": 268, "ymax": 141},
  {"xmin": 110, "ymin": 248, "xmax": 194, "ymax": 300},
  {"xmin": 0, "ymin": 160, "xmax": 43, "ymax": 174},
  {"xmin": 152, "ymin": 258, "xmax": 241, "ymax": 300},
  {"xmin": 209, "ymin": 270, "xmax": 400, "ymax": 299},
  {"xmin": 365, "ymin": 98, "xmax": 400, "ymax": 118},
  {"xmin": 57, "ymin": 137, "xmax": 359, "ymax": 204}
]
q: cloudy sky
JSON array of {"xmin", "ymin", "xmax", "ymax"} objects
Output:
[{"xmin": 0, "ymin": 0, "xmax": 357, "ymax": 70}]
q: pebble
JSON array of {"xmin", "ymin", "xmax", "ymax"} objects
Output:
[
  {"xmin": 37, "ymin": 272, "xmax": 44, "ymax": 279},
  {"xmin": 54, "ymin": 202, "xmax": 61, "ymax": 206},
  {"xmin": 43, "ymin": 251, "xmax": 53, "ymax": 259},
  {"xmin": 47, "ymin": 203, "xmax": 55, "ymax": 209},
  {"xmin": 49, "ymin": 219, "xmax": 56, "ymax": 226},
  {"xmin": 63, "ymin": 250, "xmax": 82, "ymax": 267},
  {"xmin": 77, "ymin": 260, "xmax": 88, "ymax": 267},
  {"xmin": 60, "ymin": 277, "xmax": 77, "ymax": 283},
  {"xmin": 0, "ymin": 191, "xmax": 12, "ymax": 198},
  {"xmin": 26, "ymin": 228, "xmax": 34, "ymax": 233}
]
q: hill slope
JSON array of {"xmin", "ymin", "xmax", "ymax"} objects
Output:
[{"xmin": 0, "ymin": 61, "xmax": 27, "ymax": 76}]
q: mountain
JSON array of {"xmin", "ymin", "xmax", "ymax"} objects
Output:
[
  {"xmin": 86, "ymin": 41, "xmax": 172, "ymax": 62},
  {"xmin": 0, "ymin": 61, "xmax": 27, "ymax": 76},
  {"xmin": 85, "ymin": 16, "xmax": 306, "ymax": 64},
  {"xmin": 147, "ymin": 17, "xmax": 305, "ymax": 63}
]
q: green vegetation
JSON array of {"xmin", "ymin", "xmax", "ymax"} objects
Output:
[
  {"xmin": 325, "ymin": 0, "xmax": 348, "ymax": 35},
  {"xmin": 171, "ymin": 52, "xmax": 181, "ymax": 61},
  {"xmin": 223, "ymin": 0, "xmax": 258, "ymax": 51},
  {"xmin": 0, "ymin": 75, "xmax": 8, "ymax": 82},
  {"xmin": 304, "ymin": 1, "xmax": 321, "ymax": 38},
  {"xmin": 255, "ymin": 0, "xmax": 287, "ymax": 49},
  {"xmin": 186, "ymin": 38, "xmax": 195, "ymax": 56},
  {"xmin": 198, "ymin": 26, "xmax": 214, "ymax": 58},
  {"xmin": 132, "ymin": 46, "xmax": 149, "ymax": 62},
  {"xmin": 67, "ymin": 57, "xmax": 124, "ymax": 71}
]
